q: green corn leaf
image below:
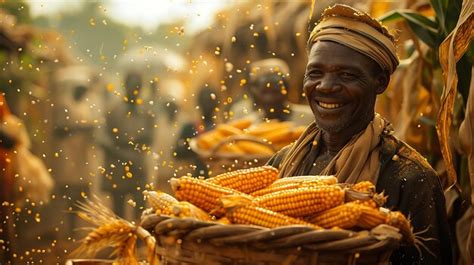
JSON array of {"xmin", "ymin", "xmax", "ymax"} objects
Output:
[
  {"xmin": 380, "ymin": 10, "xmax": 438, "ymax": 29},
  {"xmin": 445, "ymin": 0, "xmax": 463, "ymax": 34},
  {"xmin": 379, "ymin": 10, "xmax": 438, "ymax": 48},
  {"xmin": 430, "ymin": 0, "xmax": 448, "ymax": 33}
]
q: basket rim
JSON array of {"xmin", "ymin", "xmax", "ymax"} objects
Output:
[{"xmin": 141, "ymin": 214, "xmax": 402, "ymax": 252}]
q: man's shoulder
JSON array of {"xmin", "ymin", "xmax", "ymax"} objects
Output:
[
  {"xmin": 380, "ymin": 134, "xmax": 437, "ymax": 183},
  {"xmin": 267, "ymin": 144, "xmax": 293, "ymax": 169}
]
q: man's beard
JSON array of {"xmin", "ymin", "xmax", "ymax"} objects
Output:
[{"xmin": 315, "ymin": 115, "xmax": 352, "ymax": 133}]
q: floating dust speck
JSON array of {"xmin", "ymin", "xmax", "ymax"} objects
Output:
[
  {"xmin": 127, "ymin": 199, "xmax": 136, "ymax": 207},
  {"xmin": 34, "ymin": 213, "xmax": 41, "ymax": 223}
]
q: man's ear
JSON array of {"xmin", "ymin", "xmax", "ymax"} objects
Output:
[{"xmin": 375, "ymin": 72, "xmax": 389, "ymax": 94}]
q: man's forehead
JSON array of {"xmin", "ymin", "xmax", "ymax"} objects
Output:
[
  {"xmin": 309, "ymin": 41, "xmax": 352, "ymax": 56},
  {"xmin": 307, "ymin": 41, "xmax": 375, "ymax": 70}
]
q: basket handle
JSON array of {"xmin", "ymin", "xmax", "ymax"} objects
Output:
[{"xmin": 209, "ymin": 135, "xmax": 277, "ymax": 156}]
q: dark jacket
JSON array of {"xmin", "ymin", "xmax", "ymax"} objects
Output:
[{"xmin": 267, "ymin": 134, "xmax": 453, "ymax": 265}]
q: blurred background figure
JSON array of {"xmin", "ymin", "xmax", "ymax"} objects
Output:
[
  {"xmin": 99, "ymin": 71, "xmax": 155, "ymax": 219},
  {"xmin": 0, "ymin": 94, "xmax": 53, "ymax": 263},
  {"xmin": 51, "ymin": 65, "xmax": 103, "ymax": 238},
  {"xmin": 174, "ymin": 86, "xmax": 219, "ymax": 178},
  {"xmin": 231, "ymin": 58, "xmax": 313, "ymax": 126}
]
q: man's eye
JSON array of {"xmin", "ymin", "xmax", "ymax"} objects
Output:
[
  {"xmin": 306, "ymin": 70, "xmax": 322, "ymax": 77},
  {"xmin": 340, "ymin": 72, "xmax": 357, "ymax": 79}
]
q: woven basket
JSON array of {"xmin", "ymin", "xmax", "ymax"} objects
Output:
[
  {"xmin": 189, "ymin": 135, "xmax": 277, "ymax": 176},
  {"xmin": 141, "ymin": 214, "xmax": 402, "ymax": 265}
]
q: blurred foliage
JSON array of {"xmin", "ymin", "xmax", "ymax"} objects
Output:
[
  {"xmin": 380, "ymin": 0, "xmax": 472, "ymax": 101},
  {"xmin": 380, "ymin": 0, "xmax": 472, "ymax": 190},
  {"xmin": 0, "ymin": 0, "xmax": 31, "ymax": 24}
]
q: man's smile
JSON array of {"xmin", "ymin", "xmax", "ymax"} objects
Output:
[{"xmin": 317, "ymin": 101, "xmax": 345, "ymax": 109}]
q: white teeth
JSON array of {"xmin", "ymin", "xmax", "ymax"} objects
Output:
[{"xmin": 318, "ymin": 102, "xmax": 343, "ymax": 109}]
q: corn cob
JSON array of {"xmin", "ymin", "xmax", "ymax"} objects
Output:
[
  {"xmin": 228, "ymin": 118, "xmax": 252, "ymax": 130},
  {"xmin": 170, "ymin": 176, "xmax": 248, "ymax": 216},
  {"xmin": 215, "ymin": 217, "xmax": 231, "ymax": 225},
  {"xmin": 246, "ymin": 121, "xmax": 292, "ymax": 136},
  {"xmin": 351, "ymin": 181, "xmax": 376, "ymax": 193},
  {"xmin": 216, "ymin": 124, "xmax": 243, "ymax": 136},
  {"xmin": 207, "ymin": 166, "xmax": 279, "ymax": 194},
  {"xmin": 353, "ymin": 199, "xmax": 379, "ymax": 208},
  {"xmin": 254, "ymin": 185, "xmax": 345, "ymax": 218},
  {"xmin": 197, "ymin": 131, "xmax": 224, "ymax": 150},
  {"xmin": 344, "ymin": 189, "xmax": 387, "ymax": 208},
  {"xmin": 171, "ymin": 201, "xmax": 212, "ymax": 221},
  {"xmin": 251, "ymin": 178, "xmax": 332, "ymax": 197},
  {"xmin": 309, "ymin": 202, "xmax": 363, "ymax": 229},
  {"xmin": 143, "ymin": 190, "xmax": 178, "ymax": 215},
  {"xmin": 356, "ymin": 205, "xmax": 387, "ymax": 229},
  {"xmin": 270, "ymin": 175, "xmax": 337, "ymax": 187},
  {"xmin": 385, "ymin": 211, "xmax": 415, "ymax": 245},
  {"xmin": 220, "ymin": 195, "xmax": 320, "ymax": 229},
  {"xmin": 219, "ymin": 142, "xmax": 245, "ymax": 154},
  {"xmin": 234, "ymin": 141, "xmax": 274, "ymax": 155},
  {"xmin": 261, "ymin": 128, "xmax": 292, "ymax": 144},
  {"xmin": 251, "ymin": 182, "xmax": 302, "ymax": 197}
]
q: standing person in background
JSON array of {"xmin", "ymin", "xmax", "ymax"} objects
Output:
[
  {"xmin": 231, "ymin": 58, "xmax": 313, "ymax": 126},
  {"xmin": 174, "ymin": 86, "xmax": 218, "ymax": 178},
  {"xmin": 99, "ymin": 71, "xmax": 155, "ymax": 219},
  {"xmin": 0, "ymin": 94, "xmax": 53, "ymax": 263},
  {"xmin": 52, "ymin": 66, "xmax": 102, "ymax": 237}
]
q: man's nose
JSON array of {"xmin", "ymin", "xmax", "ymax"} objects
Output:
[{"xmin": 316, "ymin": 74, "xmax": 341, "ymax": 93}]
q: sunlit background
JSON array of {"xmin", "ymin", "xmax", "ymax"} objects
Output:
[{"xmin": 0, "ymin": 0, "xmax": 472, "ymax": 264}]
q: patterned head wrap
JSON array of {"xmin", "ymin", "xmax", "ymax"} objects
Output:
[
  {"xmin": 308, "ymin": 4, "xmax": 399, "ymax": 74},
  {"xmin": 249, "ymin": 58, "xmax": 290, "ymax": 83}
]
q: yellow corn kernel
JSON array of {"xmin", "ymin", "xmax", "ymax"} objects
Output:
[
  {"xmin": 197, "ymin": 131, "xmax": 224, "ymax": 150},
  {"xmin": 228, "ymin": 118, "xmax": 252, "ymax": 130},
  {"xmin": 219, "ymin": 142, "xmax": 246, "ymax": 154},
  {"xmin": 385, "ymin": 211, "xmax": 415, "ymax": 245},
  {"xmin": 170, "ymin": 176, "xmax": 247, "ymax": 216},
  {"xmin": 220, "ymin": 195, "xmax": 319, "ymax": 229},
  {"xmin": 355, "ymin": 206, "xmax": 387, "ymax": 230},
  {"xmin": 207, "ymin": 166, "xmax": 279, "ymax": 194},
  {"xmin": 246, "ymin": 121, "xmax": 292, "ymax": 136},
  {"xmin": 260, "ymin": 127, "xmax": 292, "ymax": 144},
  {"xmin": 215, "ymin": 124, "xmax": 243, "ymax": 136},
  {"xmin": 254, "ymin": 185, "xmax": 345, "ymax": 218},
  {"xmin": 171, "ymin": 201, "xmax": 212, "ymax": 221},
  {"xmin": 143, "ymin": 190, "xmax": 178, "ymax": 215},
  {"xmin": 251, "ymin": 182, "xmax": 301, "ymax": 197},
  {"xmin": 271, "ymin": 175, "xmax": 337, "ymax": 187},
  {"xmin": 309, "ymin": 202, "xmax": 363, "ymax": 229},
  {"xmin": 215, "ymin": 217, "xmax": 231, "ymax": 225},
  {"xmin": 234, "ymin": 141, "xmax": 274, "ymax": 155},
  {"xmin": 352, "ymin": 181, "xmax": 376, "ymax": 193}
]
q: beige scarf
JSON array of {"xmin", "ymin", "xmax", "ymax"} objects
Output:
[{"xmin": 278, "ymin": 114, "xmax": 389, "ymax": 184}]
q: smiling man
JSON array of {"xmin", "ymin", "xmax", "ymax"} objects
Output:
[{"xmin": 267, "ymin": 4, "xmax": 452, "ymax": 264}]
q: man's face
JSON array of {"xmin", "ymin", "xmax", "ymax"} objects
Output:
[
  {"xmin": 303, "ymin": 41, "xmax": 383, "ymax": 133},
  {"xmin": 250, "ymin": 74, "xmax": 287, "ymax": 109}
]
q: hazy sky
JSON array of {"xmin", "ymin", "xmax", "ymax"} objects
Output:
[{"xmin": 27, "ymin": 0, "xmax": 231, "ymax": 32}]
